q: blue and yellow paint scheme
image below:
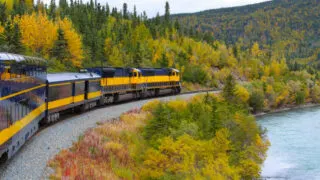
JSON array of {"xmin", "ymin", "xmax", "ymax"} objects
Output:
[
  {"xmin": 0, "ymin": 53, "xmax": 182, "ymax": 161},
  {"xmin": 46, "ymin": 73, "xmax": 101, "ymax": 116},
  {"xmin": 87, "ymin": 67, "xmax": 181, "ymax": 95},
  {"xmin": 0, "ymin": 53, "xmax": 46, "ymax": 160}
]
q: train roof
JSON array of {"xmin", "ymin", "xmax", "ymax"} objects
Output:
[
  {"xmin": 138, "ymin": 68, "xmax": 179, "ymax": 72},
  {"xmin": 0, "ymin": 52, "xmax": 46, "ymax": 65},
  {"xmin": 47, "ymin": 72, "xmax": 101, "ymax": 83}
]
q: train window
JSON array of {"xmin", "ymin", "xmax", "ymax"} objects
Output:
[
  {"xmin": 48, "ymin": 84, "xmax": 72, "ymax": 101},
  {"xmin": 75, "ymin": 82, "xmax": 85, "ymax": 96},
  {"xmin": 134, "ymin": 72, "xmax": 137, "ymax": 77},
  {"xmin": 88, "ymin": 81, "xmax": 101, "ymax": 92}
]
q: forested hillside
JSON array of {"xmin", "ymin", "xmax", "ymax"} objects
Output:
[
  {"xmin": 173, "ymin": 0, "xmax": 320, "ymax": 64},
  {"xmin": 1, "ymin": 0, "xmax": 320, "ymax": 111}
]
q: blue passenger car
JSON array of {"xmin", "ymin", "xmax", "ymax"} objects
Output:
[{"xmin": 0, "ymin": 53, "xmax": 46, "ymax": 161}]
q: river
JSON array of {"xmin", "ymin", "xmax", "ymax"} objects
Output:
[{"xmin": 258, "ymin": 106, "xmax": 320, "ymax": 179}]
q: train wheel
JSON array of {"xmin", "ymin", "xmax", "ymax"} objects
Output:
[
  {"xmin": 132, "ymin": 92, "xmax": 137, "ymax": 99},
  {"xmin": 0, "ymin": 152, "xmax": 8, "ymax": 163},
  {"xmin": 177, "ymin": 87, "xmax": 181, "ymax": 94},
  {"xmin": 99, "ymin": 96, "xmax": 105, "ymax": 106},
  {"xmin": 139, "ymin": 91, "xmax": 145, "ymax": 99},
  {"xmin": 155, "ymin": 89, "xmax": 160, "ymax": 97},
  {"xmin": 113, "ymin": 93, "xmax": 119, "ymax": 103}
]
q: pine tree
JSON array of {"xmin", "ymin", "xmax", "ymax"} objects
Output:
[
  {"xmin": 160, "ymin": 52, "xmax": 169, "ymax": 67},
  {"xmin": 133, "ymin": 5, "xmax": 137, "ymax": 19},
  {"xmin": 51, "ymin": 28, "xmax": 70, "ymax": 63},
  {"xmin": 0, "ymin": 3, "xmax": 7, "ymax": 24},
  {"xmin": 174, "ymin": 19, "xmax": 180, "ymax": 31},
  {"xmin": 123, "ymin": 3, "xmax": 128, "ymax": 19},
  {"xmin": 133, "ymin": 42, "xmax": 142, "ymax": 67},
  {"xmin": 11, "ymin": 23, "xmax": 23, "ymax": 53},
  {"xmin": 164, "ymin": 2, "xmax": 170, "ymax": 26},
  {"xmin": 106, "ymin": 3, "xmax": 110, "ymax": 16},
  {"xmin": 59, "ymin": 0, "xmax": 68, "ymax": 18},
  {"xmin": 223, "ymin": 74, "xmax": 236, "ymax": 102},
  {"xmin": 111, "ymin": 7, "xmax": 117, "ymax": 17},
  {"xmin": 48, "ymin": 0, "xmax": 56, "ymax": 20},
  {"xmin": 155, "ymin": 13, "xmax": 160, "ymax": 26},
  {"xmin": 142, "ymin": 11, "xmax": 147, "ymax": 22},
  {"xmin": 3, "ymin": 20, "xmax": 23, "ymax": 53},
  {"xmin": 11, "ymin": 0, "xmax": 27, "ymax": 16}
]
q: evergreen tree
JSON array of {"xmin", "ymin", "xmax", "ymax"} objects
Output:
[
  {"xmin": 249, "ymin": 90, "xmax": 265, "ymax": 112},
  {"xmin": 142, "ymin": 11, "xmax": 147, "ymax": 22},
  {"xmin": 133, "ymin": 42, "xmax": 142, "ymax": 67},
  {"xmin": 106, "ymin": 3, "xmax": 110, "ymax": 16},
  {"xmin": 111, "ymin": 7, "xmax": 118, "ymax": 17},
  {"xmin": 48, "ymin": 0, "xmax": 56, "ymax": 20},
  {"xmin": 51, "ymin": 28, "xmax": 70, "ymax": 63},
  {"xmin": 0, "ymin": 3, "xmax": 7, "ymax": 24},
  {"xmin": 133, "ymin": 5, "xmax": 137, "ymax": 18},
  {"xmin": 3, "ymin": 20, "xmax": 23, "ymax": 53},
  {"xmin": 223, "ymin": 74, "xmax": 236, "ymax": 102},
  {"xmin": 174, "ymin": 19, "xmax": 180, "ymax": 31},
  {"xmin": 160, "ymin": 52, "xmax": 169, "ymax": 67},
  {"xmin": 155, "ymin": 13, "xmax": 160, "ymax": 26},
  {"xmin": 164, "ymin": 2, "xmax": 170, "ymax": 26},
  {"xmin": 123, "ymin": 3, "xmax": 128, "ymax": 19},
  {"xmin": 11, "ymin": 0, "xmax": 28, "ymax": 16},
  {"xmin": 59, "ymin": 0, "xmax": 68, "ymax": 18}
]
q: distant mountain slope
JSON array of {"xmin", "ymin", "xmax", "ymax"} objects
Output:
[{"xmin": 173, "ymin": 0, "xmax": 320, "ymax": 61}]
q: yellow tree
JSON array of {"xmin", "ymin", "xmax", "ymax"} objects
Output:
[
  {"xmin": 58, "ymin": 18, "xmax": 83, "ymax": 67},
  {"xmin": 235, "ymin": 85, "xmax": 250, "ymax": 103},
  {"xmin": 23, "ymin": 0, "xmax": 33, "ymax": 8},
  {"xmin": 108, "ymin": 46, "xmax": 124, "ymax": 66},
  {"xmin": 15, "ymin": 12, "xmax": 58, "ymax": 56},
  {"xmin": 0, "ymin": 0, "xmax": 14, "ymax": 10},
  {"xmin": 0, "ymin": 0, "xmax": 33, "ymax": 10},
  {"xmin": 0, "ymin": 24, "xmax": 4, "ymax": 34},
  {"xmin": 251, "ymin": 42, "xmax": 261, "ymax": 57}
]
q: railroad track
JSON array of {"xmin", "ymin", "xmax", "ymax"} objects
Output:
[{"xmin": 40, "ymin": 89, "xmax": 216, "ymax": 129}]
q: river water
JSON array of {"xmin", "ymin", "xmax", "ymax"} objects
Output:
[{"xmin": 258, "ymin": 106, "xmax": 320, "ymax": 179}]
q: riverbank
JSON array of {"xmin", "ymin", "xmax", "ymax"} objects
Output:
[{"xmin": 255, "ymin": 103, "xmax": 320, "ymax": 117}]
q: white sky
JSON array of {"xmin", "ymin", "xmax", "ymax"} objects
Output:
[{"xmin": 42, "ymin": 0, "xmax": 270, "ymax": 17}]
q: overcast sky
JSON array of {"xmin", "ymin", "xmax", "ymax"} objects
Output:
[{"xmin": 42, "ymin": 0, "xmax": 270, "ymax": 17}]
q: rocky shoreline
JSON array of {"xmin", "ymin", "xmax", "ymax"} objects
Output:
[{"xmin": 255, "ymin": 103, "xmax": 320, "ymax": 117}]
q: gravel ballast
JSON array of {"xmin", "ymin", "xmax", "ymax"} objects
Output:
[{"xmin": 0, "ymin": 92, "xmax": 206, "ymax": 180}]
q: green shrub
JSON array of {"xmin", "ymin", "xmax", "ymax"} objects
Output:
[
  {"xmin": 182, "ymin": 65, "xmax": 209, "ymax": 85},
  {"xmin": 295, "ymin": 91, "xmax": 305, "ymax": 105},
  {"xmin": 249, "ymin": 90, "xmax": 265, "ymax": 113}
]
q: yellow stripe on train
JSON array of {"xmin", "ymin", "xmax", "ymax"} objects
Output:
[
  {"xmin": 100, "ymin": 75, "xmax": 180, "ymax": 87},
  {"xmin": 0, "ymin": 84, "xmax": 46, "ymax": 102},
  {"xmin": 73, "ymin": 95, "xmax": 85, "ymax": 103},
  {"xmin": 48, "ymin": 97, "xmax": 73, "ymax": 110},
  {"xmin": 48, "ymin": 92, "xmax": 100, "ymax": 110},
  {"xmin": 88, "ymin": 91, "xmax": 101, "ymax": 99},
  {"xmin": 0, "ymin": 104, "xmax": 46, "ymax": 146}
]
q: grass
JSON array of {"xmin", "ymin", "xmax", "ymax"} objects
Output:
[{"xmin": 48, "ymin": 108, "xmax": 148, "ymax": 180}]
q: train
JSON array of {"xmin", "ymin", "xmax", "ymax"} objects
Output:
[{"xmin": 0, "ymin": 53, "xmax": 181, "ymax": 162}]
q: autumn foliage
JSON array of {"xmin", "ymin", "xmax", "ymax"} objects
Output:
[{"xmin": 48, "ymin": 95, "xmax": 269, "ymax": 179}]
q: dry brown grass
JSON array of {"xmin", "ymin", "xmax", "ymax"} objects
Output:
[{"xmin": 48, "ymin": 108, "xmax": 149, "ymax": 180}]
